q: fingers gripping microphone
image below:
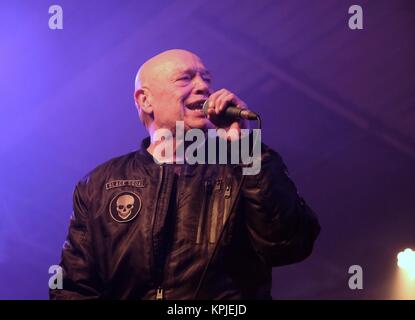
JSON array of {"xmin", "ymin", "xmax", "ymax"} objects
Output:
[{"xmin": 202, "ymin": 100, "xmax": 258, "ymax": 120}]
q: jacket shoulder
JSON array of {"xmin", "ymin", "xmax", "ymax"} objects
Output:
[{"xmin": 75, "ymin": 150, "xmax": 141, "ymax": 199}]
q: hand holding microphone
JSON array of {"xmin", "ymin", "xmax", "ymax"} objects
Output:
[
  {"xmin": 202, "ymin": 89, "xmax": 258, "ymax": 140},
  {"xmin": 203, "ymin": 99, "xmax": 258, "ymax": 120}
]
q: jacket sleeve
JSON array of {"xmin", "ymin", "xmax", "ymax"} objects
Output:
[
  {"xmin": 49, "ymin": 182, "xmax": 102, "ymax": 299},
  {"xmin": 241, "ymin": 143, "xmax": 321, "ymax": 267}
]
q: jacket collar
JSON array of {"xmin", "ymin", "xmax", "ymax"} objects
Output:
[
  {"xmin": 136, "ymin": 135, "xmax": 238, "ymax": 176},
  {"xmin": 133, "ymin": 136, "xmax": 158, "ymax": 167}
]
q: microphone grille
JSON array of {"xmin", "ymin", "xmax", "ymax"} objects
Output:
[{"xmin": 202, "ymin": 99, "xmax": 210, "ymax": 116}]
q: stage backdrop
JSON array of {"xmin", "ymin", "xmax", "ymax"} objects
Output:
[{"xmin": 0, "ymin": 0, "xmax": 414, "ymax": 299}]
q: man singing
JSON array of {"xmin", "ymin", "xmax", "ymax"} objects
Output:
[{"xmin": 50, "ymin": 49, "xmax": 320, "ymax": 300}]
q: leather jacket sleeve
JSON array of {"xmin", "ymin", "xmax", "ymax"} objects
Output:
[
  {"xmin": 49, "ymin": 182, "xmax": 101, "ymax": 299},
  {"xmin": 241, "ymin": 143, "xmax": 321, "ymax": 267}
]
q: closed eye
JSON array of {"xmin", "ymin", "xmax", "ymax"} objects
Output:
[
  {"xmin": 175, "ymin": 73, "xmax": 211, "ymax": 84},
  {"xmin": 202, "ymin": 76, "xmax": 211, "ymax": 83},
  {"xmin": 177, "ymin": 76, "xmax": 191, "ymax": 81}
]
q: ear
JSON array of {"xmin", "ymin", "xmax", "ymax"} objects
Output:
[{"xmin": 134, "ymin": 88, "xmax": 153, "ymax": 116}]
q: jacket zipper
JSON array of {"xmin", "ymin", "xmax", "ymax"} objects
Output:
[
  {"xmin": 222, "ymin": 178, "xmax": 232, "ymax": 226},
  {"xmin": 156, "ymin": 286, "xmax": 164, "ymax": 300},
  {"xmin": 196, "ymin": 180, "xmax": 212, "ymax": 244},
  {"xmin": 152, "ymin": 165, "xmax": 165, "ymax": 300}
]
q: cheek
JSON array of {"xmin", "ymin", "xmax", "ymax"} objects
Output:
[
  {"xmin": 175, "ymin": 89, "xmax": 190, "ymax": 104},
  {"xmin": 169, "ymin": 90, "xmax": 190, "ymax": 115},
  {"xmin": 153, "ymin": 92, "xmax": 179, "ymax": 114},
  {"xmin": 154, "ymin": 95, "xmax": 186, "ymax": 125},
  {"xmin": 151, "ymin": 86, "xmax": 191, "ymax": 123}
]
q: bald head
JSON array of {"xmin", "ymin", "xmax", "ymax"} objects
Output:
[
  {"xmin": 135, "ymin": 49, "xmax": 203, "ymax": 91},
  {"xmin": 133, "ymin": 49, "xmax": 212, "ymax": 132}
]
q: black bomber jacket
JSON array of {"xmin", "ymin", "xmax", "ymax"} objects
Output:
[{"xmin": 50, "ymin": 136, "xmax": 320, "ymax": 300}]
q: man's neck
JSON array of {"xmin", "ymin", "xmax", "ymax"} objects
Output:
[
  {"xmin": 146, "ymin": 138, "xmax": 187, "ymax": 163},
  {"xmin": 146, "ymin": 123, "xmax": 208, "ymax": 164}
]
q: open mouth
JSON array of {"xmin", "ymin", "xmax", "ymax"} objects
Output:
[{"xmin": 185, "ymin": 100, "xmax": 206, "ymax": 111}]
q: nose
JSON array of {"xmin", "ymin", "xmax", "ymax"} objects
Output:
[{"xmin": 193, "ymin": 74, "xmax": 210, "ymax": 96}]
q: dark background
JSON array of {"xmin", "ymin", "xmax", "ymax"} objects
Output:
[{"xmin": 0, "ymin": 0, "xmax": 414, "ymax": 299}]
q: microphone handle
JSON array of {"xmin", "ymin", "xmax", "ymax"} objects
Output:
[
  {"xmin": 203, "ymin": 100, "xmax": 258, "ymax": 120},
  {"xmin": 226, "ymin": 106, "xmax": 258, "ymax": 120}
]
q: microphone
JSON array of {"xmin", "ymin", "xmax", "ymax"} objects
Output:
[{"xmin": 202, "ymin": 100, "xmax": 258, "ymax": 120}]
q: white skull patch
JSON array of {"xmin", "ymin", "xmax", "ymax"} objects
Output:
[
  {"xmin": 109, "ymin": 191, "xmax": 142, "ymax": 222},
  {"xmin": 116, "ymin": 194, "xmax": 135, "ymax": 219}
]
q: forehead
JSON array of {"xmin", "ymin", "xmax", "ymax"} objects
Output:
[{"xmin": 157, "ymin": 53, "xmax": 208, "ymax": 77}]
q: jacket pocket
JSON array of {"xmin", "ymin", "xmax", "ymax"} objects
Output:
[
  {"xmin": 207, "ymin": 177, "xmax": 232, "ymax": 245},
  {"xmin": 208, "ymin": 179, "xmax": 222, "ymax": 244},
  {"xmin": 223, "ymin": 177, "xmax": 232, "ymax": 227},
  {"xmin": 195, "ymin": 177, "xmax": 233, "ymax": 245}
]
